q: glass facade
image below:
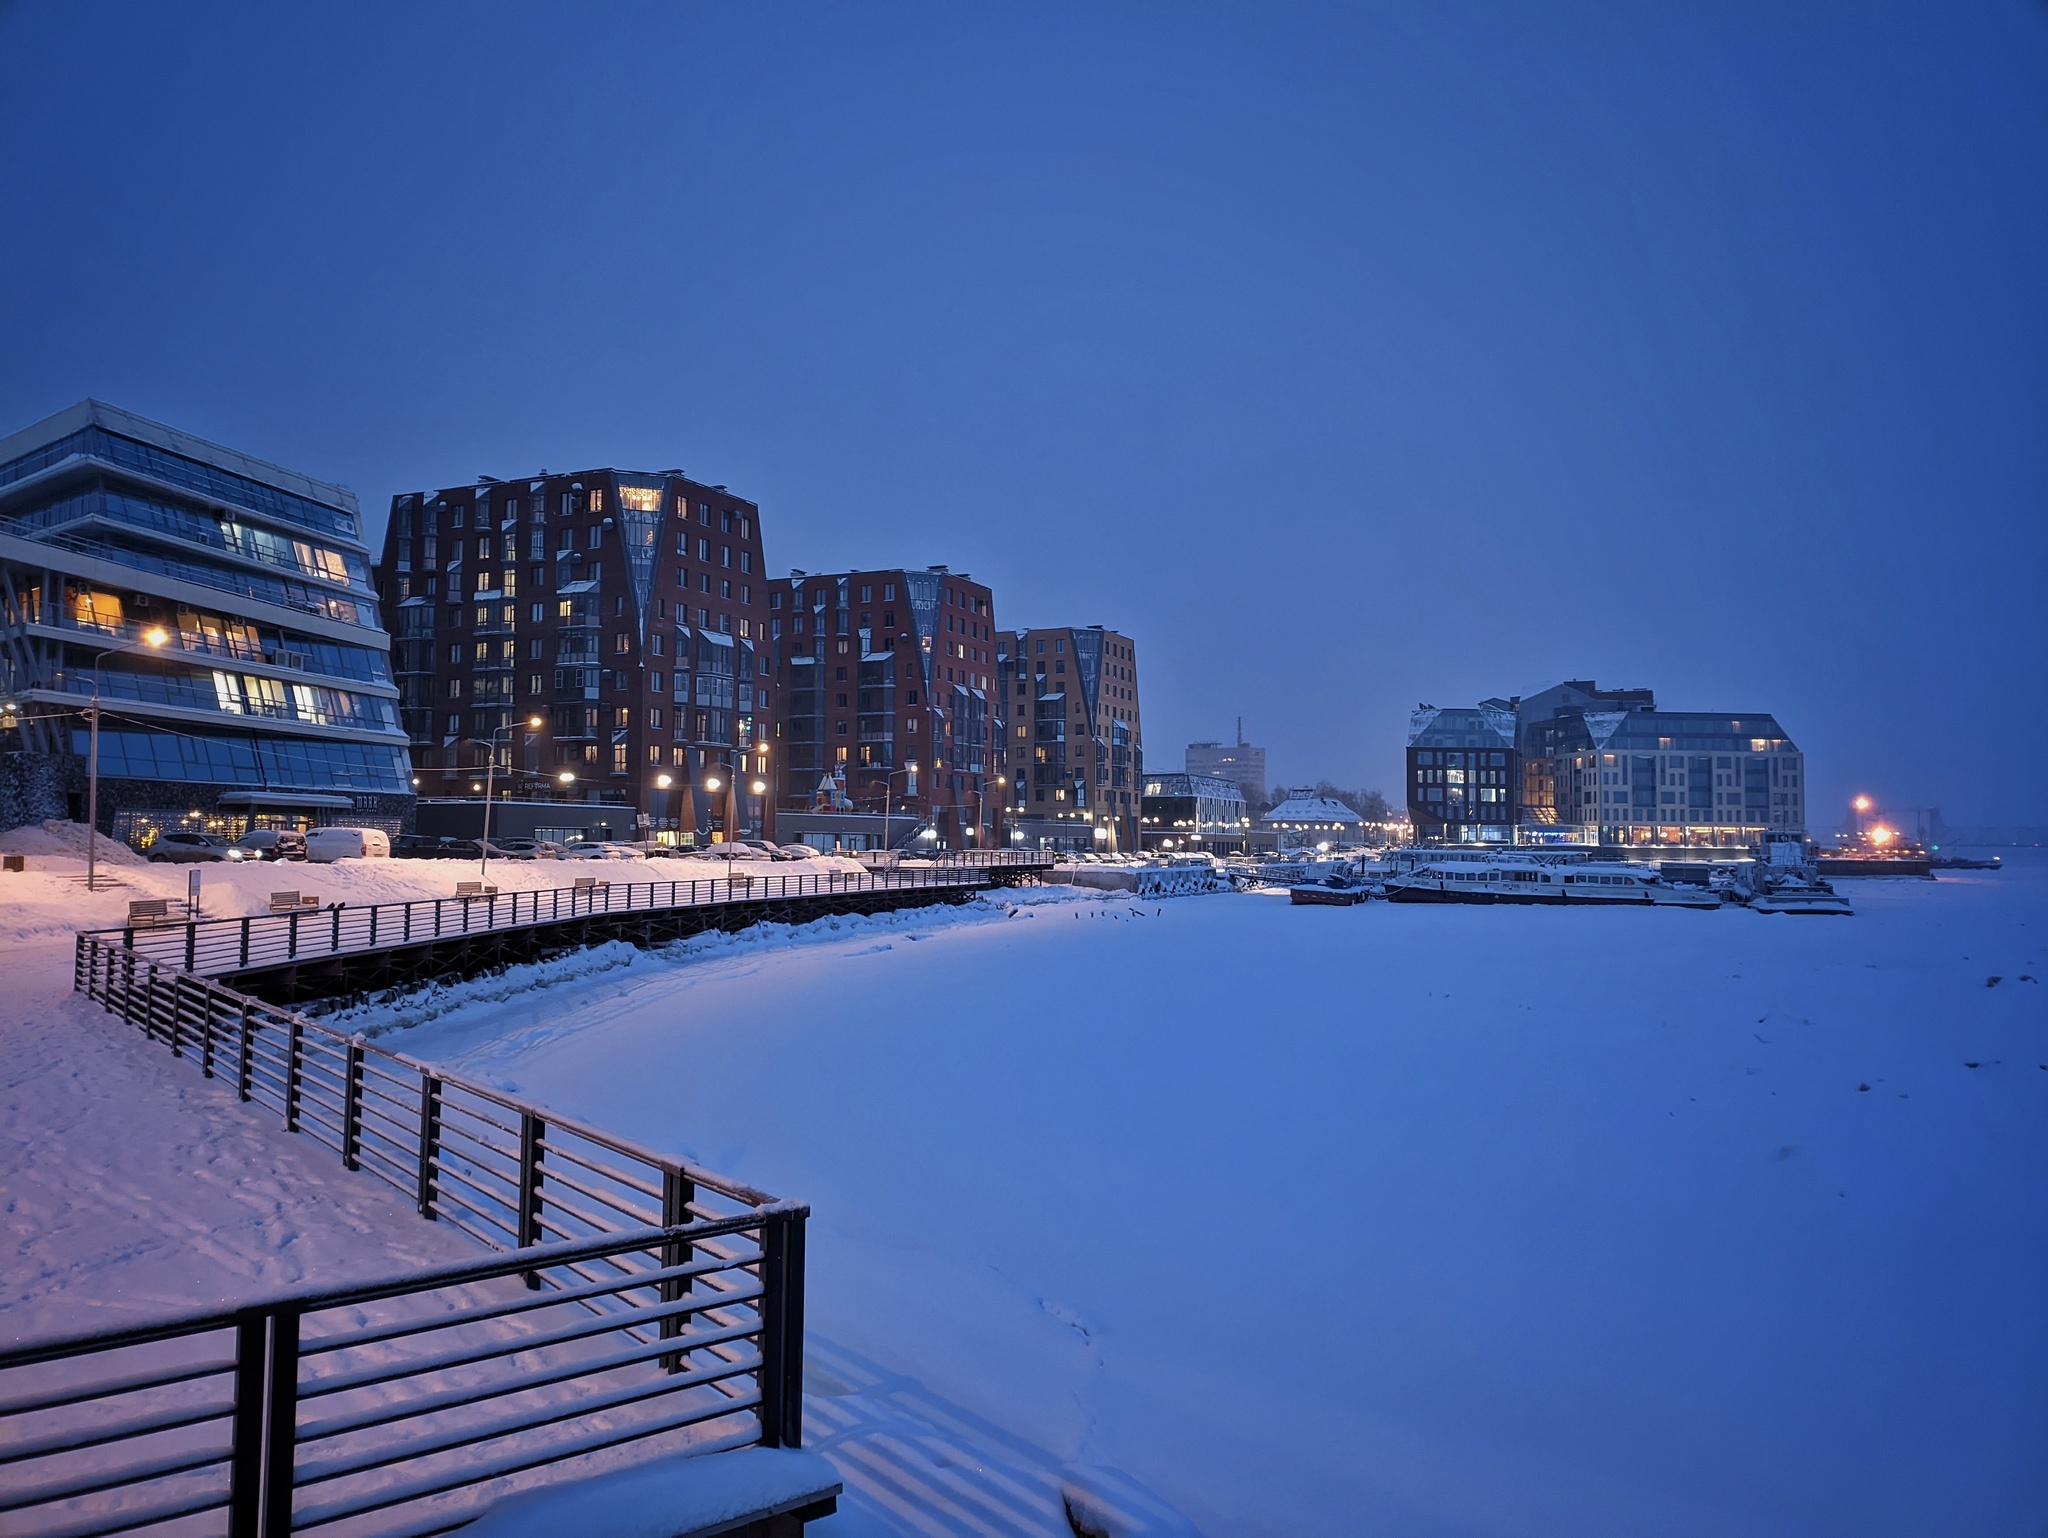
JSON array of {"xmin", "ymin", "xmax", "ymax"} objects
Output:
[{"xmin": 0, "ymin": 401, "xmax": 408, "ymax": 820}]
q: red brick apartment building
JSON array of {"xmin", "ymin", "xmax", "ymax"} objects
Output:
[
  {"xmin": 769, "ymin": 567, "xmax": 1000, "ymax": 851},
  {"xmin": 997, "ymin": 626, "xmax": 1143, "ymax": 852},
  {"xmin": 375, "ymin": 470, "xmax": 776, "ymax": 844}
]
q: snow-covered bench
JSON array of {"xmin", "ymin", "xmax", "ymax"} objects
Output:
[
  {"xmin": 456, "ymin": 1447, "xmax": 841, "ymax": 1538},
  {"xmin": 456, "ymin": 881, "xmax": 499, "ymax": 898},
  {"xmin": 127, "ymin": 898, "xmax": 173, "ymax": 928},
  {"xmin": 268, "ymin": 891, "xmax": 319, "ymax": 913}
]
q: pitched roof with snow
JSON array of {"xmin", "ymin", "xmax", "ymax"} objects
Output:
[{"xmin": 1258, "ymin": 794, "xmax": 1364, "ymax": 827}]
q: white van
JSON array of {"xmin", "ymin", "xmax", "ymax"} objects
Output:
[{"xmin": 305, "ymin": 827, "xmax": 392, "ymax": 863}]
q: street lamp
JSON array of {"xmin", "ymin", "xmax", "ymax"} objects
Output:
[
  {"xmin": 479, "ymin": 715, "xmax": 545, "ymax": 878},
  {"xmin": 882, "ymin": 760, "xmax": 918, "ymax": 859},
  {"xmin": 86, "ymin": 625, "xmax": 168, "ymax": 891}
]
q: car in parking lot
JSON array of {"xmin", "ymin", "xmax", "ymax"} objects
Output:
[
  {"xmin": 479, "ymin": 837, "xmax": 547, "ymax": 859},
  {"xmin": 233, "ymin": 829, "xmax": 306, "ymax": 862},
  {"xmin": 146, "ymin": 831, "xmax": 245, "ymax": 864}
]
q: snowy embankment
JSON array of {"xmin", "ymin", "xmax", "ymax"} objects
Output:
[
  {"xmin": 359, "ymin": 860, "xmax": 2045, "ymax": 1538},
  {"xmin": 0, "ymin": 820, "xmax": 869, "ymax": 943}
]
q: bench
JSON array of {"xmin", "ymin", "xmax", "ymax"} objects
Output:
[
  {"xmin": 268, "ymin": 891, "xmax": 319, "ymax": 913},
  {"xmin": 456, "ymin": 882, "xmax": 499, "ymax": 899},
  {"xmin": 127, "ymin": 899, "xmax": 173, "ymax": 928},
  {"xmin": 572, "ymin": 876, "xmax": 608, "ymax": 891}
]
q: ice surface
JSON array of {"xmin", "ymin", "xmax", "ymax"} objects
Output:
[{"xmin": 373, "ymin": 861, "xmax": 2048, "ymax": 1537}]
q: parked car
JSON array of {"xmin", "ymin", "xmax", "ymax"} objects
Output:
[
  {"xmin": 232, "ymin": 829, "xmax": 306, "ymax": 862},
  {"xmin": 147, "ymin": 831, "xmax": 245, "ymax": 864},
  {"xmin": 305, "ymin": 827, "xmax": 392, "ymax": 863},
  {"xmin": 480, "ymin": 838, "xmax": 547, "ymax": 859},
  {"xmin": 776, "ymin": 844, "xmax": 823, "ymax": 860},
  {"xmin": 392, "ymin": 834, "xmax": 445, "ymax": 859},
  {"xmin": 434, "ymin": 838, "xmax": 483, "ymax": 860}
]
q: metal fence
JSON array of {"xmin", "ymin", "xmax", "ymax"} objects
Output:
[
  {"xmin": 22, "ymin": 940, "xmax": 809, "ymax": 1536},
  {"xmin": 84, "ymin": 865, "xmax": 987, "ymax": 977},
  {"xmin": 0, "ymin": 1216, "xmax": 806, "ymax": 1538}
]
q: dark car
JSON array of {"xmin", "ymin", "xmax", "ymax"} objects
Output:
[
  {"xmin": 392, "ymin": 834, "xmax": 444, "ymax": 859},
  {"xmin": 146, "ymin": 831, "xmax": 243, "ymax": 864},
  {"xmin": 233, "ymin": 829, "xmax": 306, "ymax": 862},
  {"xmin": 434, "ymin": 838, "xmax": 484, "ymax": 860}
]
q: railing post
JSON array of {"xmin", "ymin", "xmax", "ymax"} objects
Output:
[
  {"xmin": 340, "ymin": 1039, "xmax": 364, "ymax": 1170},
  {"xmin": 200, "ymin": 985, "xmax": 216, "ymax": 1078},
  {"xmin": 759, "ymin": 1206, "xmax": 806, "ymax": 1448},
  {"xmin": 227, "ymin": 1312, "xmax": 267, "ymax": 1538},
  {"xmin": 284, "ymin": 1017, "xmax": 303, "ymax": 1132},
  {"xmin": 238, "ymin": 1001, "xmax": 255, "ymax": 1101},
  {"xmin": 659, "ymin": 1167, "xmax": 696, "ymax": 1372},
  {"xmin": 239, "ymin": 916, "xmax": 250, "ymax": 969},
  {"xmin": 517, "ymin": 1111, "xmax": 545, "ymax": 1282},
  {"xmin": 416, "ymin": 1073, "xmax": 442, "ymax": 1218},
  {"xmin": 167, "ymin": 973, "xmax": 185, "ymax": 1058},
  {"xmin": 288, "ymin": 909, "xmax": 299, "ymax": 960},
  {"xmin": 330, "ymin": 905, "xmax": 341, "ymax": 952},
  {"xmin": 260, "ymin": 1307, "xmax": 300, "ymax": 1538},
  {"xmin": 185, "ymin": 920, "xmax": 197, "ymax": 971}
]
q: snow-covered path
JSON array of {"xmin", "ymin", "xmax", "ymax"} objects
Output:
[
  {"xmin": 0, "ymin": 934, "xmax": 479, "ymax": 1342},
  {"xmin": 367, "ymin": 864, "xmax": 2047, "ymax": 1537}
]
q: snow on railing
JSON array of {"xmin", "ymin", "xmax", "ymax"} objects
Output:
[{"xmin": 0, "ymin": 1215, "xmax": 807, "ymax": 1538}]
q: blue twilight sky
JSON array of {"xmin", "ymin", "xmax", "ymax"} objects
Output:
[{"xmin": 2, "ymin": 3, "xmax": 2043, "ymax": 826}]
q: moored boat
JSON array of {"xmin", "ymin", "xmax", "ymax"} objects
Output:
[{"xmin": 1384, "ymin": 858, "xmax": 1722, "ymax": 909}]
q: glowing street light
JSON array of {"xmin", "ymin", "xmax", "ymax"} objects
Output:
[
  {"xmin": 86, "ymin": 625, "xmax": 168, "ymax": 890},
  {"xmin": 1853, "ymin": 795, "xmax": 1872, "ymax": 813},
  {"xmin": 557, "ymin": 770, "xmax": 576, "ymax": 785},
  {"xmin": 655, "ymin": 773, "xmax": 673, "ymax": 790},
  {"xmin": 1870, "ymin": 826, "xmax": 1894, "ymax": 846}
]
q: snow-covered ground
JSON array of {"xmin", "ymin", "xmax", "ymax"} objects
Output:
[
  {"xmin": 316, "ymin": 856, "xmax": 2046, "ymax": 1537},
  {"xmin": 5, "ymin": 845, "xmax": 2043, "ymax": 1535}
]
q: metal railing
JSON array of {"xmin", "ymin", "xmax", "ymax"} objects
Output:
[
  {"xmin": 82, "ymin": 865, "xmax": 988, "ymax": 977},
  {"xmin": 24, "ymin": 940, "xmax": 809, "ymax": 1535},
  {"xmin": 0, "ymin": 1216, "xmax": 805, "ymax": 1538}
]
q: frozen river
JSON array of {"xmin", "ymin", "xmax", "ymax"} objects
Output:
[{"xmin": 362, "ymin": 857, "xmax": 2048, "ymax": 1537}]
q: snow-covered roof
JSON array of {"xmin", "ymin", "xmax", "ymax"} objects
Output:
[{"xmin": 1258, "ymin": 794, "xmax": 1364, "ymax": 827}]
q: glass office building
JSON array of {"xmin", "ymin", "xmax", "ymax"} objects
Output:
[{"xmin": 0, "ymin": 401, "xmax": 410, "ymax": 845}]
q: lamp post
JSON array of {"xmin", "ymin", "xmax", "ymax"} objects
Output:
[
  {"xmin": 882, "ymin": 760, "xmax": 919, "ymax": 859},
  {"xmin": 479, "ymin": 715, "xmax": 545, "ymax": 878},
  {"xmin": 85, "ymin": 625, "xmax": 169, "ymax": 891}
]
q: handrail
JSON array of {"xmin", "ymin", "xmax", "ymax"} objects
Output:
[
  {"xmin": 81, "ymin": 864, "xmax": 992, "ymax": 979},
  {"xmin": 30, "ymin": 940, "xmax": 816, "ymax": 1536}
]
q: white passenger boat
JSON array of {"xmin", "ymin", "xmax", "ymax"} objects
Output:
[{"xmin": 1384, "ymin": 859, "xmax": 1722, "ymax": 909}]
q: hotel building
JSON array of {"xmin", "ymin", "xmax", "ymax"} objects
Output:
[
  {"xmin": 376, "ymin": 470, "xmax": 774, "ymax": 845},
  {"xmin": 997, "ymin": 625, "xmax": 1143, "ymax": 853},
  {"xmin": 0, "ymin": 400, "xmax": 409, "ymax": 844},
  {"xmin": 1405, "ymin": 680, "xmax": 1806, "ymax": 847}
]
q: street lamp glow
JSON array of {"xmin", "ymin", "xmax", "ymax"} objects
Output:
[
  {"xmin": 1870, "ymin": 826, "xmax": 1894, "ymax": 846},
  {"xmin": 528, "ymin": 715, "xmax": 544, "ymax": 729},
  {"xmin": 655, "ymin": 773, "xmax": 672, "ymax": 789},
  {"xmin": 705, "ymin": 776, "xmax": 722, "ymax": 792},
  {"xmin": 471, "ymin": 782, "xmax": 482, "ymax": 792},
  {"xmin": 1853, "ymin": 795, "xmax": 1872, "ymax": 812},
  {"xmin": 750, "ymin": 780, "xmax": 767, "ymax": 795},
  {"xmin": 557, "ymin": 770, "xmax": 576, "ymax": 785},
  {"xmin": 142, "ymin": 627, "xmax": 168, "ymax": 647}
]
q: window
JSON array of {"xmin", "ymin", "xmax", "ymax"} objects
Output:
[
  {"xmin": 740, "ymin": 552, "xmax": 751, "ymax": 573},
  {"xmin": 720, "ymin": 546, "xmax": 731, "ymax": 569}
]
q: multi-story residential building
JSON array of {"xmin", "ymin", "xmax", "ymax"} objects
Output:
[
  {"xmin": 770, "ymin": 567, "xmax": 999, "ymax": 851},
  {"xmin": 376, "ymin": 470, "xmax": 774, "ymax": 845},
  {"xmin": 0, "ymin": 400, "xmax": 410, "ymax": 845},
  {"xmin": 1138, "ymin": 772, "xmax": 1248, "ymax": 854},
  {"xmin": 1186, "ymin": 725, "xmax": 1267, "ymax": 809},
  {"xmin": 1405, "ymin": 680, "xmax": 1806, "ymax": 847},
  {"xmin": 997, "ymin": 625, "xmax": 1142, "ymax": 853},
  {"xmin": 1406, "ymin": 702, "xmax": 1521, "ymax": 843}
]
